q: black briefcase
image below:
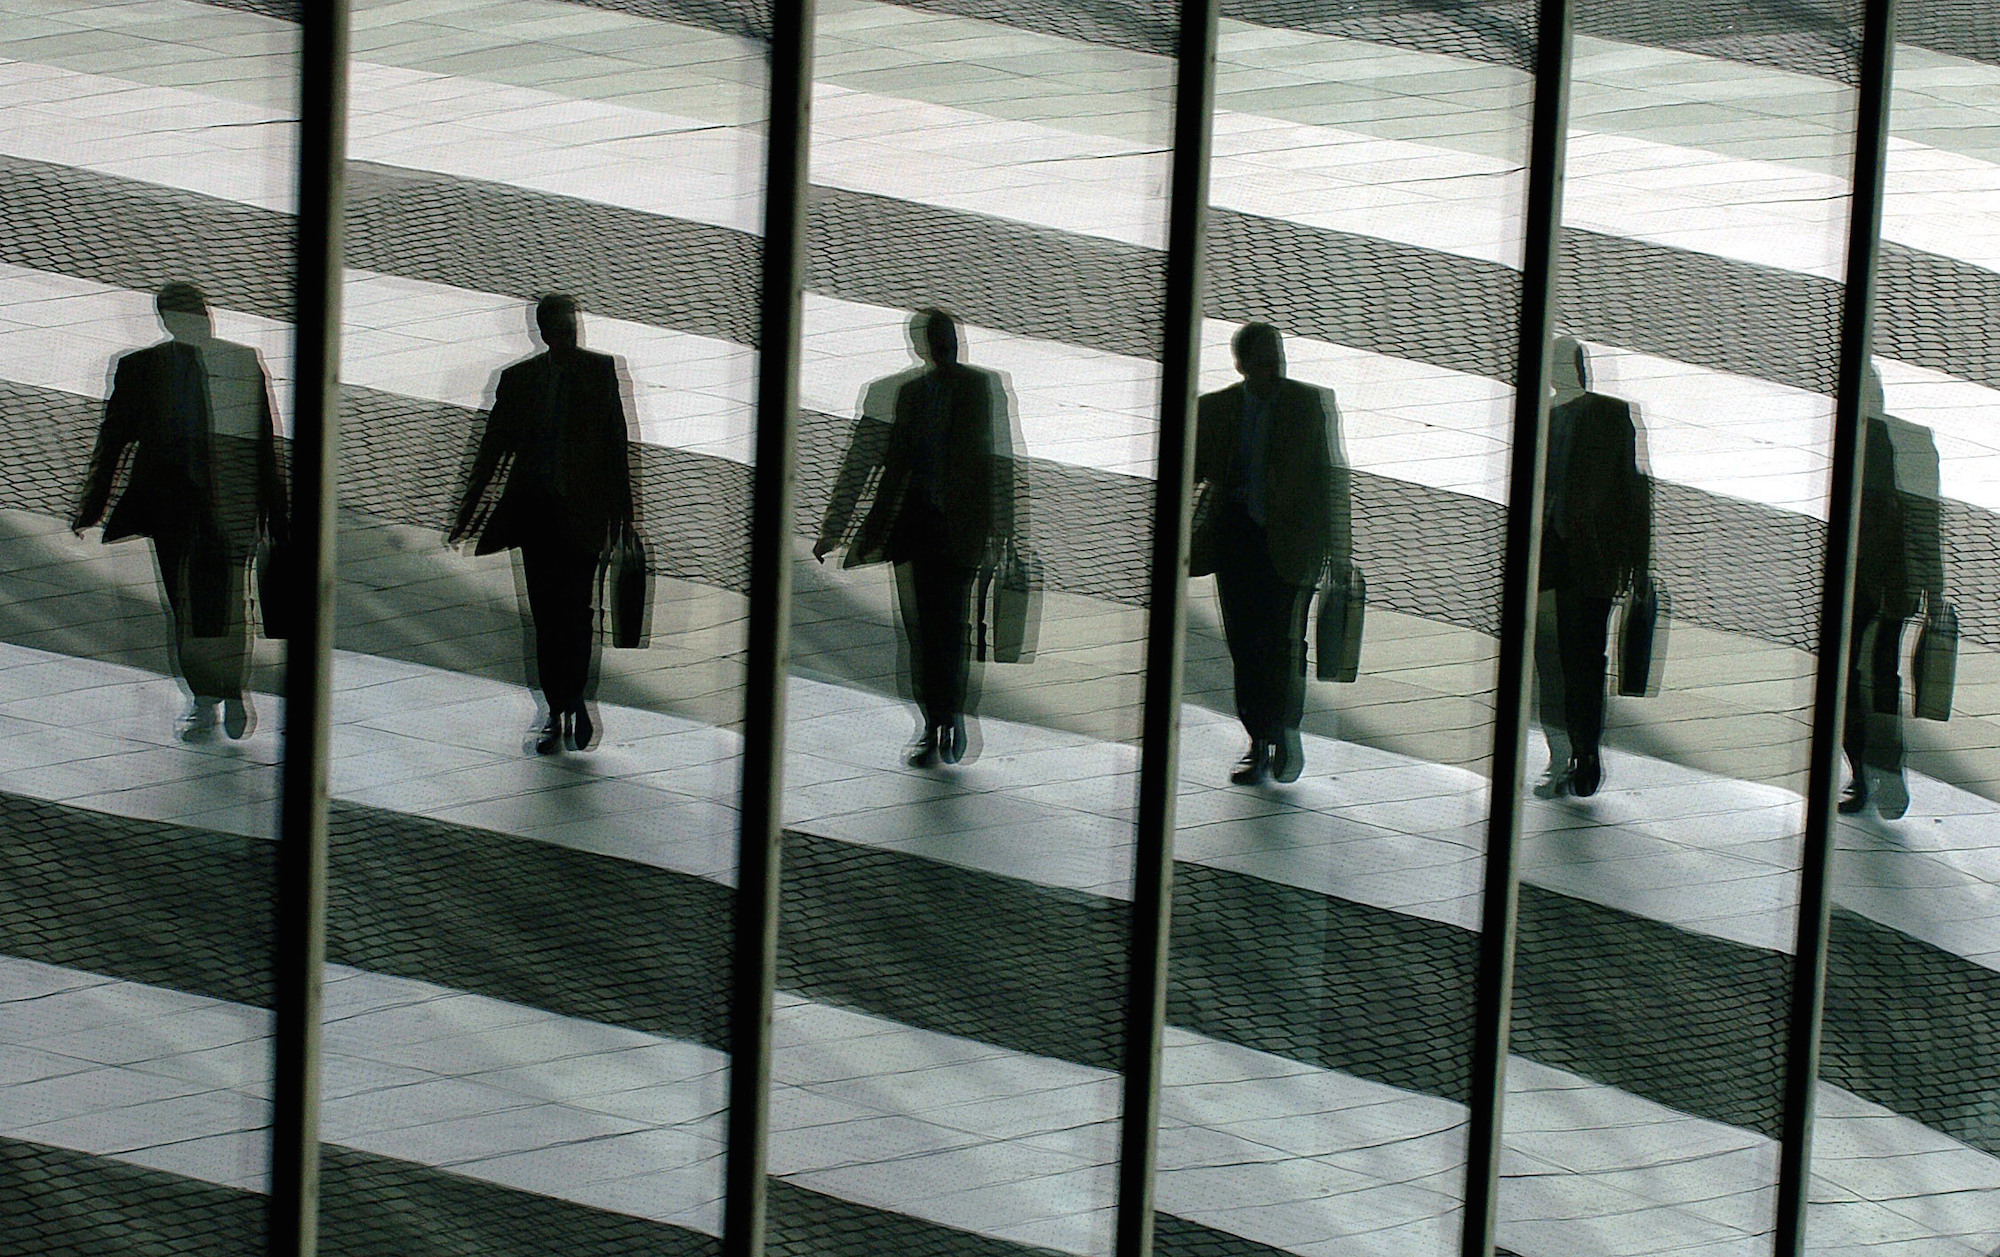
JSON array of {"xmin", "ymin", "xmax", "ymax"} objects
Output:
[
  {"xmin": 1616, "ymin": 578, "xmax": 1667, "ymax": 698},
  {"xmin": 976, "ymin": 539, "xmax": 1041, "ymax": 664},
  {"xmin": 1914, "ymin": 598, "xmax": 1957, "ymax": 722},
  {"xmin": 1315, "ymin": 564, "xmax": 1365, "ymax": 683},
  {"xmin": 601, "ymin": 525, "xmax": 652, "ymax": 649}
]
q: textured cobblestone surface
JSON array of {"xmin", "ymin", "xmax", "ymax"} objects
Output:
[{"xmin": 0, "ymin": 787, "xmax": 1983, "ymax": 1155}]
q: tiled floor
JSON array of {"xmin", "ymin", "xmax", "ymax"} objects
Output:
[{"xmin": 3, "ymin": 0, "xmax": 1999, "ymax": 1253}]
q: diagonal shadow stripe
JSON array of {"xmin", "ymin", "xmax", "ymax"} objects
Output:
[{"xmin": 4, "ymin": 782, "xmax": 1994, "ymax": 1159}]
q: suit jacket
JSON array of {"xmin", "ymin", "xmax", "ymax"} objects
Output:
[
  {"xmin": 455, "ymin": 348, "xmax": 636, "ymax": 556},
  {"xmin": 824, "ymin": 363, "xmax": 1013, "ymax": 570},
  {"xmin": 1194, "ymin": 379, "xmax": 1350, "ymax": 588},
  {"xmin": 74, "ymin": 338, "xmax": 286, "ymax": 549},
  {"xmin": 1541, "ymin": 390, "xmax": 1650, "ymax": 599},
  {"xmin": 1855, "ymin": 413, "xmax": 1944, "ymax": 619}
]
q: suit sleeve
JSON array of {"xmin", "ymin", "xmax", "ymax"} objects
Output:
[
  {"xmin": 74, "ymin": 355, "xmax": 143, "ymax": 530},
  {"xmin": 1320, "ymin": 392, "xmax": 1352, "ymax": 571},
  {"xmin": 604, "ymin": 356, "xmax": 637, "ymax": 530},
  {"xmin": 253, "ymin": 351, "xmax": 289, "ymax": 541},
  {"xmin": 452, "ymin": 367, "xmax": 520, "ymax": 537}
]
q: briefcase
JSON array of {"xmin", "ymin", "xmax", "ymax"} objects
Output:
[
  {"xmin": 1616, "ymin": 577, "xmax": 1667, "ymax": 698},
  {"xmin": 1315, "ymin": 563, "xmax": 1365, "ymax": 683},
  {"xmin": 601, "ymin": 525, "xmax": 652, "ymax": 649},
  {"xmin": 255, "ymin": 534, "xmax": 294, "ymax": 641},
  {"xmin": 977, "ymin": 539, "xmax": 1041, "ymax": 664},
  {"xmin": 1913, "ymin": 598, "xmax": 1957, "ymax": 722}
]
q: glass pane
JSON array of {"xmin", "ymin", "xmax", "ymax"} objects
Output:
[
  {"xmin": 0, "ymin": 0, "xmax": 298, "ymax": 1247},
  {"xmin": 1162, "ymin": 15, "xmax": 1535, "ymax": 1255},
  {"xmin": 1501, "ymin": 9, "xmax": 1863, "ymax": 1252},
  {"xmin": 324, "ymin": 0, "xmax": 766, "ymax": 1246},
  {"xmin": 1806, "ymin": 31, "xmax": 2000, "ymax": 1255},
  {"xmin": 778, "ymin": 1, "xmax": 1178, "ymax": 1250}
]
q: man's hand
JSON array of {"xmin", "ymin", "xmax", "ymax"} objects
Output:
[{"xmin": 812, "ymin": 537, "xmax": 835, "ymax": 564}]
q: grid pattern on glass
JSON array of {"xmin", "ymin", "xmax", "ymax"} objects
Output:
[
  {"xmin": 1498, "ymin": 6, "xmax": 1870, "ymax": 1251},
  {"xmin": 774, "ymin": 0, "xmax": 1178, "ymax": 1251},
  {"xmin": 315, "ymin": 0, "xmax": 768, "ymax": 1246},
  {"xmin": 1155, "ymin": 13, "xmax": 1537, "ymax": 1254},
  {"xmin": 1804, "ymin": 27, "xmax": 2000, "ymax": 1256},
  {"xmin": 0, "ymin": 0, "xmax": 302, "ymax": 1246}
]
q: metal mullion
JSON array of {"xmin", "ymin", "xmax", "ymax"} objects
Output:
[
  {"xmin": 1459, "ymin": 1, "xmax": 1573, "ymax": 1253},
  {"xmin": 269, "ymin": 2, "xmax": 348, "ymax": 1254},
  {"xmin": 1773, "ymin": 3, "xmax": 1898, "ymax": 1253},
  {"xmin": 1113, "ymin": 0, "xmax": 1219, "ymax": 1253},
  {"xmin": 722, "ymin": 1, "xmax": 813, "ymax": 1255}
]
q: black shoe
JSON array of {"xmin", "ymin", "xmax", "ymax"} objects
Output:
[
  {"xmin": 1571, "ymin": 753, "xmax": 1603, "ymax": 799},
  {"xmin": 223, "ymin": 695, "xmax": 255, "ymax": 740},
  {"xmin": 569, "ymin": 705, "xmax": 596, "ymax": 752},
  {"xmin": 1230, "ymin": 742, "xmax": 1270, "ymax": 786},
  {"xmin": 1837, "ymin": 783, "xmax": 1869, "ymax": 814},
  {"xmin": 939, "ymin": 716, "xmax": 966, "ymax": 765},
  {"xmin": 1271, "ymin": 727, "xmax": 1304, "ymax": 783},
  {"xmin": 535, "ymin": 715, "xmax": 563, "ymax": 756},
  {"xmin": 1533, "ymin": 766, "xmax": 1571, "ymax": 799},
  {"xmin": 905, "ymin": 728, "xmax": 940, "ymax": 768}
]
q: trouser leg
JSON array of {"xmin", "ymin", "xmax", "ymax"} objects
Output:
[
  {"xmin": 1555, "ymin": 588, "xmax": 1613, "ymax": 759},
  {"xmin": 521, "ymin": 541, "xmax": 598, "ymax": 713},
  {"xmin": 155, "ymin": 535, "xmax": 251, "ymax": 702},
  {"xmin": 907, "ymin": 555, "xmax": 974, "ymax": 729},
  {"xmin": 1845, "ymin": 611, "xmax": 1906, "ymax": 782},
  {"xmin": 1215, "ymin": 517, "xmax": 1308, "ymax": 745}
]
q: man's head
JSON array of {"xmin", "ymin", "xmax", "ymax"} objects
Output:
[
  {"xmin": 911, "ymin": 308, "xmax": 959, "ymax": 368},
  {"xmin": 536, "ymin": 293, "xmax": 581, "ymax": 350},
  {"xmin": 156, "ymin": 282, "xmax": 212, "ymax": 343},
  {"xmin": 1232, "ymin": 323, "xmax": 1285, "ymax": 390},
  {"xmin": 1550, "ymin": 335, "xmax": 1588, "ymax": 396}
]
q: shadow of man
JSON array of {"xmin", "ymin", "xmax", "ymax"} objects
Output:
[
  {"xmin": 73, "ymin": 281, "xmax": 287, "ymax": 742},
  {"xmin": 814, "ymin": 308, "xmax": 1020, "ymax": 768},
  {"xmin": 449, "ymin": 294, "xmax": 639, "ymax": 756}
]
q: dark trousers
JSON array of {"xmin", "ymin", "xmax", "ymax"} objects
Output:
[
  {"xmin": 1536, "ymin": 531, "xmax": 1615, "ymax": 761},
  {"xmin": 895, "ymin": 554, "xmax": 976, "ymax": 729},
  {"xmin": 521, "ymin": 539, "xmax": 598, "ymax": 714},
  {"xmin": 154, "ymin": 532, "xmax": 251, "ymax": 703},
  {"xmin": 1844, "ymin": 604, "xmax": 1906, "ymax": 781},
  {"xmin": 1551, "ymin": 587, "xmax": 1614, "ymax": 760},
  {"xmin": 1214, "ymin": 509, "xmax": 1312, "ymax": 745},
  {"xmin": 889, "ymin": 498, "xmax": 976, "ymax": 729}
]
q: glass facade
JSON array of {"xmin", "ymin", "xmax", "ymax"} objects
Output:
[{"xmin": 2, "ymin": 2, "xmax": 1997, "ymax": 1256}]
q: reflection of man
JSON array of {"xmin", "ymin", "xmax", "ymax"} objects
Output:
[
  {"xmin": 73, "ymin": 282, "xmax": 287, "ymax": 741},
  {"xmin": 814, "ymin": 309, "xmax": 1014, "ymax": 767},
  {"xmin": 1841, "ymin": 372, "xmax": 1945, "ymax": 819},
  {"xmin": 1535, "ymin": 337, "xmax": 1651, "ymax": 799},
  {"xmin": 1194, "ymin": 323, "xmax": 1350, "ymax": 785},
  {"xmin": 450, "ymin": 295, "xmax": 636, "ymax": 755}
]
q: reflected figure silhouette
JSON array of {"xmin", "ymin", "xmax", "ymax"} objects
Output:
[
  {"xmin": 1193, "ymin": 323, "xmax": 1351, "ymax": 785},
  {"xmin": 450, "ymin": 294, "xmax": 637, "ymax": 755},
  {"xmin": 1534, "ymin": 336, "xmax": 1652, "ymax": 799},
  {"xmin": 73, "ymin": 282, "xmax": 287, "ymax": 741},
  {"xmin": 1841, "ymin": 370, "xmax": 1946, "ymax": 819},
  {"xmin": 815, "ymin": 309, "xmax": 1017, "ymax": 767}
]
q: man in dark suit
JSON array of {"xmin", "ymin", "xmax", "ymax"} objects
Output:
[
  {"xmin": 450, "ymin": 294, "xmax": 637, "ymax": 755},
  {"xmin": 73, "ymin": 282, "xmax": 287, "ymax": 741},
  {"xmin": 1193, "ymin": 323, "xmax": 1350, "ymax": 785},
  {"xmin": 814, "ymin": 308, "xmax": 1015, "ymax": 766},
  {"xmin": 1841, "ymin": 371, "xmax": 1945, "ymax": 819},
  {"xmin": 1535, "ymin": 337, "xmax": 1651, "ymax": 799}
]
